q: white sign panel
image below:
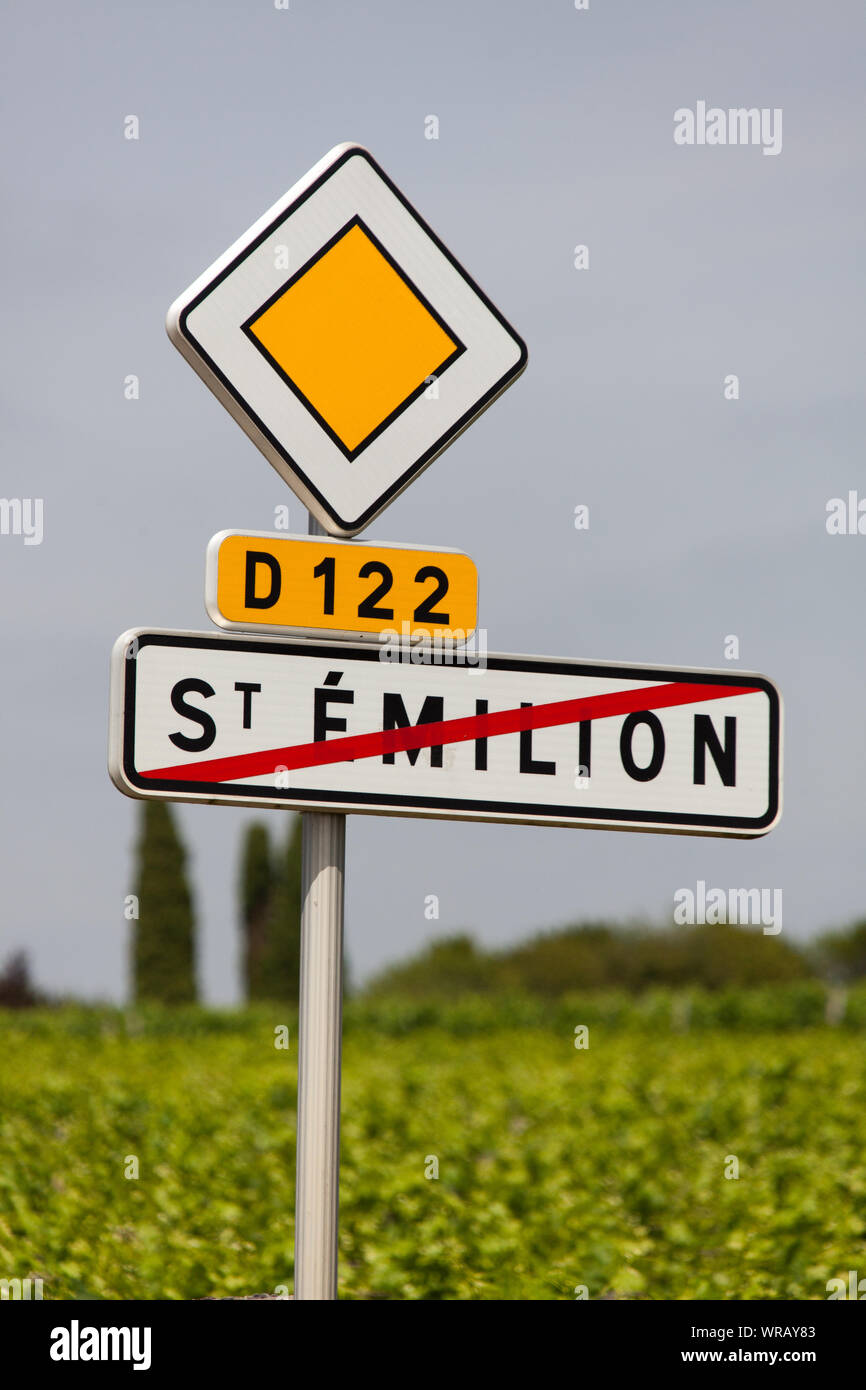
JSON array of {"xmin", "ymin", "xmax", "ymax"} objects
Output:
[
  {"xmin": 167, "ymin": 143, "xmax": 527, "ymax": 536},
  {"xmin": 109, "ymin": 631, "xmax": 782, "ymax": 838}
]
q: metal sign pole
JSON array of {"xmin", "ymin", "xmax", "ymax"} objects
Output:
[{"xmin": 294, "ymin": 512, "xmax": 346, "ymax": 1300}]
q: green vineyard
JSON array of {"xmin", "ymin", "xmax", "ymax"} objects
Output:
[{"xmin": 1, "ymin": 994, "xmax": 864, "ymax": 1301}]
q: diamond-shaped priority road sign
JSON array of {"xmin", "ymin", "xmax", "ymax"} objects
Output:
[{"xmin": 167, "ymin": 144, "xmax": 527, "ymax": 536}]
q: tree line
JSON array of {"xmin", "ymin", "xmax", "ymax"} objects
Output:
[
  {"xmin": 131, "ymin": 802, "xmax": 303, "ymax": 1004},
  {"xmin": 127, "ymin": 803, "xmax": 866, "ymax": 1002},
  {"xmin": 4, "ymin": 801, "xmax": 866, "ymax": 1005}
]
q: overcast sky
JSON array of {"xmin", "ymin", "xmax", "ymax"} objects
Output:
[{"xmin": 2, "ymin": 1, "xmax": 864, "ymax": 1004}]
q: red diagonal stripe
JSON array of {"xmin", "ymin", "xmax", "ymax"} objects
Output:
[{"xmin": 139, "ymin": 680, "xmax": 761, "ymax": 784}]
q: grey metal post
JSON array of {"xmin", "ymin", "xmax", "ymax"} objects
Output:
[{"xmin": 294, "ymin": 511, "xmax": 346, "ymax": 1300}]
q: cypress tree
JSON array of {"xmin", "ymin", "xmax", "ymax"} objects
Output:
[
  {"xmin": 132, "ymin": 802, "xmax": 197, "ymax": 1004},
  {"xmin": 241, "ymin": 822, "xmax": 273, "ymax": 1001},
  {"xmin": 256, "ymin": 815, "xmax": 304, "ymax": 1001}
]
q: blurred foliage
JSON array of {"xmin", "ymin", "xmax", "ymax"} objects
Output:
[
  {"xmin": 811, "ymin": 919, "xmax": 866, "ymax": 983},
  {"xmin": 263, "ymin": 816, "xmax": 303, "ymax": 999},
  {"xmin": 132, "ymin": 803, "xmax": 196, "ymax": 1005},
  {"xmin": 0, "ymin": 952, "xmax": 43, "ymax": 1009},
  {"xmin": 6, "ymin": 983, "xmax": 866, "ymax": 1039},
  {"xmin": 240, "ymin": 823, "xmax": 272, "ymax": 1001},
  {"xmin": 240, "ymin": 817, "xmax": 302, "ymax": 1003},
  {"xmin": 367, "ymin": 922, "xmax": 811, "ymax": 1000},
  {"xmin": 0, "ymin": 999, "xmax": 864, "ymax": 1299}
]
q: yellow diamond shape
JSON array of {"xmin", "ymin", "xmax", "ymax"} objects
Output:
[{"xmin": 244, "ymin": 219, "xmax": 463, "ymax": 458}]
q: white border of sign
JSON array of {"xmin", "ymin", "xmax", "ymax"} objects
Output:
[
  {"xmin": 166, "ymin": 143, "xmax": 527, "ymax": 536},
  {"xmin": 109, "ymin": 629, "xmax": 782, "ymax": 839}
]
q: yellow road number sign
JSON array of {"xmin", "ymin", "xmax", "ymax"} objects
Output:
[{"xmin": 206, "ymin": 531, "xmax": 478, "ymax": 642}]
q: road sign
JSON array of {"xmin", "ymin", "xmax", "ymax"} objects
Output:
[
  {"xmin": 167, "ymin": 144, "xmax": 527, "ymax": 536},
  {"xmin": 205, "ymin": 530, "xmax": 478, "ymax": 643},
  {"xmin": 109, "ymin": 631, "xmax": 781, "ymax": 837}
]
